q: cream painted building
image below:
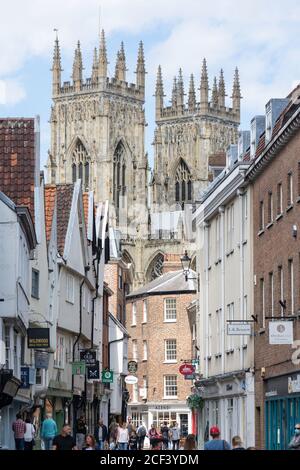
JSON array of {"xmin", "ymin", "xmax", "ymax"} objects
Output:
[{"xmin": 194, "ymin": 145, "xmax": 255, "ymax": 448}]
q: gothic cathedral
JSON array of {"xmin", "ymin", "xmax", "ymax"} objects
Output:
[{"xmin": 47, "ymin": 31, "xmax": 241, "ymax": 287}]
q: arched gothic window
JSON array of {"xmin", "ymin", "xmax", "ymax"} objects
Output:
[
  {"xmin": 72, "ymin": 140, "xmax": 90, "ymax": 191},
  {"xmin": 147, "ymin": 253, "xmax": 164, "ymax": 282},
  {"xmin": 113, "ymin": 142, "xmax": 126, "ymax": 216},
  {"xmin": 175, "ymin": 159, "xmax": 192, "ymax": 207}
]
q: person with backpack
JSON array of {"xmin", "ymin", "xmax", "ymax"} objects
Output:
[
  {"xmin": 204, "ymin": 426, "xmax": 231, "ymax": 450},
  {"xmin": 160, "ymin": 421, "xmax": 170, "ymax": 450},
  {"xmin": 137, "ymin": 423, "xmax": 147, "ymax": 450}
]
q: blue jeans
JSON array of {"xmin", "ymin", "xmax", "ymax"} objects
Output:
[
  {"xmin": 15, "ymin": 438, "xmax": 25, "ymax": 450},
  {"xmin": 43, "ymin": 437, "xmax": 53, "ymax": 450},
  {"xmin": 98, "ymin": 440, "xmax": 104, "ymax": 450},
  {"xmin": 118, "ymin": 442, "xmax": 128, "ymax": 450}
]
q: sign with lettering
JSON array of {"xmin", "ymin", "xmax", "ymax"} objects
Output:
[
  {"xmin": 27, "ymin": 328, "xmax": 50, "ymax": 349},
  {"xmin": 80, "ymin": 350, "xmax": 97, "ymax": 365},
  {"xmin": 227, "ymin": 323, "xmax": 251, "ymax": 335},
  {"xmin": 35, "ymin": 351, "xmax": 49, "ymax": 369},
  {"xmin": 127, "ymin": 361, "xmax": 138, "ymax": 374},
  {"xmin": 179, "ymin": 364, "xmax": 195, "ymax": 376},
  {"xmin": 269, "ymin": 321, "xmax": 293, "ymax": 345},
  {"xmin": 72, "ymin": 361, "xmax": 86, "ymax": 375}
]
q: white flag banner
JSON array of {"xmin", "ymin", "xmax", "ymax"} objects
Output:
[{"xmin": 269, "ymin": 321, "xmax": 293, "ymax": 345}]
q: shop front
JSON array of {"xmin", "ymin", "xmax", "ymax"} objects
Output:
[{"xmin": 265, "ymin": 372, "xmax": 300, "ymax": 450}]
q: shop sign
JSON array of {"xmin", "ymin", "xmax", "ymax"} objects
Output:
[
  {"xmin": 20, "ymin": 367, "xmax": 35, "ymax": 389},
  {"xmin": 80, "ymin": 350, "xmax": 97, "ymax": 365},
  {"xmin": 128, "ymin": 361, "xmax": 138, "ymax": 374},
  {"xmin": 184, "ymin": 374, "xmax": 196, "ymax": 380},
  {"xmin": 269, "ymin": 321, "xmax": 293, "ymax": 345},
  {"xmin": 179, "ymin": 363, "xmax": 195, "ymax": 375},
  {"xmin": 227, "ymin": 323, "xmax": 251, "ymax": 335},
  {"xmin": 72, "ymin": 361, "xmax": 86, "ymax": 375},
  {"xmin": 27, "ymin": 328, "xmax": 50, "ymax": 349},
  {"xmin": 125, "ymin": 375, "xmax": 138, "ymax": 385},
  {"xmin": 101, "ymin": 369, "xmax": 113, "ymax": 383},
  {"xmin": 87, "ymin": 361, "xmax": 100, "ymax": 381},
  {"xmin": 35, "ymin": 351, "xmax": 49, "ymax": 369},
  {"xmin": 288, "ymin": 374, "xmax": 300, "ymax": 394}
]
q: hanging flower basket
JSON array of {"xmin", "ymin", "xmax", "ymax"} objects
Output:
[{"xmin": 186, "ymin": 394, "xmax": 204, "ymax": 410}]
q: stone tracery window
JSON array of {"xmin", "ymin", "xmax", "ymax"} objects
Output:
[
  {"xmin": 72, "ymin": 140, "xmax": 90, "ymax": 191},
  {"xmin": 147, "ymin": 253, "xmax": 164, "ymax": 281},
  {"xmin": 175, "ymin": 159, "xmax": 192, "ymax": 206},
  {"xmin": 113, "ymin": 142, "xmax": 126, "ymax": 216}
]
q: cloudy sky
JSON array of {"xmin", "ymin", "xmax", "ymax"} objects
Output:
[{"xmin": 0, "ymin": 0, "xmax": 299, "ymax": 169}]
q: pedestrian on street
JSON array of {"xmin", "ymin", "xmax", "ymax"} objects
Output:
[
  {"xmin": 127, "ymin": 417, "xmax": 135, "ymax": 437},
  {"xmin": 83, "ymin": 434, "xmax": 98, "ymax": 450},
  {"xmin": 231, "ymin": 435, "xmax": 245, "ymax": 450},
  {"xmin": 41, "ymin": 413, "xmax": 57, "ymax": 450},
  {"xmin": 288, "ymin": 423, "xmax": 300, "ymax": 450},
  {"xmin": 170, "ymin": 422, "xmax": 180, "ymax": 450},
  {"xmin": 52, "ymin": 424, "xmax": 77, "ymax": 450},
  {"xmin": 204, "ymin": 426, "xmax": 231, "ymax": 450},
  {"xmin": 94, "ymin": 418, "xmax": 108, "ymax": 450},
  {"xmin": 129, "ymin": 430, "xmax": 138, "ymax": 450},
  {"xmin": 24, "ymin": 417, "xmax": 36, "ymax": 451},
  {"xmin": 184, "ymin": 434, "xmax": 197, "ymax": 450},
  {"xmin": 75, "ymin": 415, "xmax": 87, "ymax": 450},
  {"xmin": 109, "ymin": 417, "xmax": 118, "ymax": 441},
  {"xmin": 12, "ymin": 413, "xmax": 26, "ymax": 450},
  {"xmin": 117, "ymin": 422, "xmax": 129, "ymax": 450},
  {"xmin": 148, "ymin": 424, "xmax": 161, "ymax": 450},
  {"xmin": 137, "ymin": 423, "xmax": 147, "ymax": 450},
  {"xmin": 160, "ymin": 421, "xmax": 170, "ymax": 450}
]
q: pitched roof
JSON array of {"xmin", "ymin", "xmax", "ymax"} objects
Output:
[
  {"xmin": 127, "ymin": 269, "xmax": 197, "ymax": 300},
  {"xmin": 82, "ymin": 192, "xmax": 89, "ymax": 227},
  {"xmin": 44, "ymin": 184, "xmax": 57, "ymax": 244},
  {"xmin": 0, "ymin": 118, "xmax": 35, "ymax": 221},
  {"xmin": 208, "ymin": 151, "xmax": 226, "ymax": 167},
  {"xmin": 56, "ymin": 184, "xmax": 74, "ymax": 256}
]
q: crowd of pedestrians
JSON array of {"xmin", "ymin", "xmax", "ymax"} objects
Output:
[{"xmin": 12, "ymin": 411, "xmax": 300, "ymax": 451}]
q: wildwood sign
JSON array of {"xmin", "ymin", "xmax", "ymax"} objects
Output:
[{"xmin": 27, "ymin": 328, "xmax": 50, "ymax": 349}]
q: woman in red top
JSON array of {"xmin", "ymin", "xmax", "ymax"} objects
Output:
[{"xmin": 148, "ymin": 424, "xmax": 162, "ymax": 450}]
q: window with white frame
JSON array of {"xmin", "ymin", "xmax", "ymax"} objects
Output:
[
  {"xmin": 143, "ymin": 340, "xmax": 148, "ymax": 361},
  {"xmin": 269, "ymin": 273, "xmax": 274, "ymax": 317},
  {"xmin": 165, "ymin": 339, "xmax": 177, "ymax": 362},
  {"xmin": 277, "ymin": 183, "xmax": 283, "ymax": 215},
  {"xmin": 54, "ymin": 335, "xmax": 65, "ymax": 368},
  {"xmin": 289, "ymin": 259, "xmax": 294, "ymax": 315},
  {"xmin": 216, "ymin": 215, "xmax": 221, "ymax": 260},
  {"xmin": 192, "ymin": 324, "xmax": 196, "ymax": 341},
  {"xmin": 164, "ymin": 298, "xmax": 177, "ymax": 321},
  {"xmin": 143, "ymin": 300, "xmax": 147, "ymax": 323},
  {"xmin": 287, "ymin": 172, "xmax": 293, "ymax": 206},
  {"xmin": 259, "ymin": 201, "xmax": 264, "ymax": 231},
  {"xmin": 226, "ymin": 204, "xmax": 234, "ymax": 251},
  {"xmin": 164, "ymin": 375, "xmax": 177, "ymax": 398},
  {"xmin": 278, "ymin": 266, "xmax": 284, "ymax": 316},
  {"xmin": 118, "ymin": 267, "xmax": 123, "ymax": 290},
  {"xmin": 66, "ymin": 273, "xmax": 74, "ymax": 304},
  {"xmin": 132, "ymin": 340, "xmax": 138, "ymax": 361},
  {"xmin": 260, "ymin": 278, "xmax": 265, "ymax": 328},
  {"xmin": 132, "ymin": 303, "xmax": 137, "ymax": 326}
]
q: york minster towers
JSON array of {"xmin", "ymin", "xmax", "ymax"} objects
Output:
[
  {"xmin": 47, "ymin": 31, "xmax": 148, "ymax": 230},
  {"xmin": 47, "ymin": 32, "xmax": 242, "ymax": 286},
  {"xmin": 152, "ymin": 60, "xmax": 241, "ymax": 210}
]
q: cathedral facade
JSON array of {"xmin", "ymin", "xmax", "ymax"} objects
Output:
[{"xmin": 47, "ymin": 32, "xmax": 241, "ymax": 287}]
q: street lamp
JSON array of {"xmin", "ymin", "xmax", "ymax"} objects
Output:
[{"xmin": 181, "ymin": 250, "xmax": 191, "ymax": 281}]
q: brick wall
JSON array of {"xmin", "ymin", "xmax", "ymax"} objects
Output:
[
  {"xmin": 253, "ymin": 128, "xmax": 300, "ymax": 449},
  {"xmin": 126, "ymin": 291, "xmax": 196, "ymax": 404}
]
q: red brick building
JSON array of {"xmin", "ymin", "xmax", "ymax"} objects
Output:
[
  {"xmin": 126, "ymin": 255, "xmax": 197, "ymax": 436},
  {"xmin": 247, "ymin": 91, "xmax": 300, "ymax": 449}
]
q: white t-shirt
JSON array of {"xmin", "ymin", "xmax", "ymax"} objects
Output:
[
  {"xmin": 24, "ymin": 423, "xmax": 35, "ymax": 442},
  {"xmin": 118, "ymin": 428, "xmax": 129, "ymax": 443}
]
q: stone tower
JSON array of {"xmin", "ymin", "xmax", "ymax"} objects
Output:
[
  {"xmin": 47, "ymin": 31, "xmax": 148, "ymax": 231},
  {"xmin": 151, "ymin": 60, "xmax": 241, "ymax": 210}
]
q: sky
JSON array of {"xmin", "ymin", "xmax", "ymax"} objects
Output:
[{"xmin": 0, "ymin": 0, "xmax": 300, "ymax": 171}]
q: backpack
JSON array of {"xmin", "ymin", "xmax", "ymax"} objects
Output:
[{"xmin": 138, "ymin": 426, "xmax": 146, "ymax": 437}]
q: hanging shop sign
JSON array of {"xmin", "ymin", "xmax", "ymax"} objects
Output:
[
  {"xmin": 288, "ymin": 374, "xmax": 300, "ymax": 394},
  {"xmin": 184, "ymin": 374, "xmax": 196, "ymax": 380},
  {"xmin": 71, "ymin": 361, "xmax": 86, "ymax": 375},
  {"xmin": 87, "ymin": 361, "xmax": 100, "ymax": 381},
  {"xmin": 179, "ymin": 363, "xmax": 195, "ymax": 376},
  {"xmin": 101, "ymin": 369, "xmax": 114, "ymax": 383},
  {"xmin": 35, "ymin": 350, "xmax": 49, "ymax": 369},
  {"xmin": 227, "ymin": 323, "xmax": 251, "ymax": 336},
  {"xmin": 20, "ymin": 367, "xmax": 35, "ymax": 389},
  {"xmin": 27, "ymin": 328, "xmax": 50, "ymax": 349},
  {"xmin": 80, "ymin": 350, "xmax": 97, "ymax": 365},
  {"xmin": 125, "ymin": 375, "xmax": 138, "ymax": 385},
  {"xmin": 127, "ymin": 361, "xmax": 138, "ymax": 374},
  {"xmin": 269, "ymin": 321, "xmax": 293, "ymax": 345}
]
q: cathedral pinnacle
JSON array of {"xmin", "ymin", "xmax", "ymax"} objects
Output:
[
  {"xmin": 177, "ymin": 68, "xmax": 185, "ymax": 110},
  {"xmin": 136, "ymin": 40, "xmax": 146, "ymax": 90},
  {"xmin": 51, "ymin": 33, "xmax": 62, "ymax": 95},
  {"xmin": 172, "ymin": 77, "xmax": 178, "ymax": 109},
  {"xmin": 200, "ymin": 58, "xmax": 209, "ymax": 113},
  {"xmin": 231, "ymin": 67, "xmax": 241, "ymax": 119},
  {"xmin": 218, "ymin": 69, "xmax": 226, "ymax": 107},
  {"xmin": 115, "ymin": 41, "xmax": 127, "ymax": 81},
  {"xmin": 92, "ymin": 47, "xmax": 98, "ymax": 84},
  {"xmin": 188, "ymin": 74, "xmax": 196, "ymax": 112},
  {"xmin": 72, "ymin": 41, "xmax": 83, "ymax": 91},
  {"xmin": 98, "ymin": 29, "xmax": 108, "ymax": 78},
  {"xmin": 155, "ymin": 65, "xmax": 164, "ymax": 120},
  {"xmin": 212, "ymin": 76, "xmax": 218, "ymax": 107}
]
